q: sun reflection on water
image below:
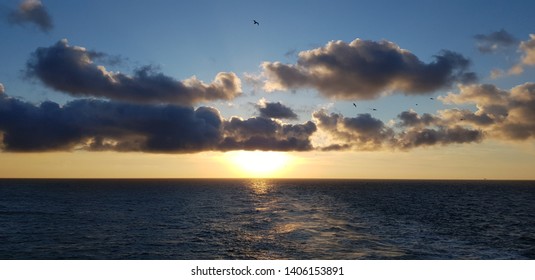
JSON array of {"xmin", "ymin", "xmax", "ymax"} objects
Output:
[{"xmin": 248, "ymin": 179, "xmax": 274, "ymax": 195}]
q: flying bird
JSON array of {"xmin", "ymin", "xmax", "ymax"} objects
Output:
[
  {"xmin": 430, "ymin": 97, "xmax": 434, "ymax": 100},
  {"xmin": 253, "ymin": 20, "xmax": 259, "ymax": 25},
  {"xmin": 369, "ymin": 108, "xmax": 377, "ymax": 111},
  {"xmin": 353, "ymin": 103, "xmax": 357, "ymax": 107}
]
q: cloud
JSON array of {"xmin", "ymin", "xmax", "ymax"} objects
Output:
[
  {"xmin": 8, "ymin": 0, "xmax": 53, "ymax": 32},
  {"xmin": 0, "ymin": 83, "xmax": 4, "ymax": 94},
  {"xmin": 4, "ymin": 81, "xmax": 533, "ymax": 153},
  {"xmin": 0, "ymin": 93, "xmax": 316, "ymax": 152},
  {"xmin": 440, "ymin": 83, "xmax": 535, "ymax": 140},
  {"xmin": 0, "ymin": 95, "xmax": 223, "ymax": 152},
  {"xmin": 519, "ymin": 34, "xmax": 535, "ymax": 65},
  {"xmin": 256, "ymin": 99, "xmax": 298, "ymax": 120},
  {"xmin": 26, "ymin": 39, "xmax": 242, "ymax": 105},
  {"xmin": 220, "ymin": 117, "xmax": 316, "ymax": 151},
  {"xmin": 262, "ymin": 38, "xmax": 476, "ymax": 100},
  {"xmin": 474, "ymin": 29, "xmax": 518, "ymax": 53},
  {"xmin": 502, "ymin": 34, "xmax": 535, "ymax": 76},
  {"xmin": 312, "ymin": 108, "xmax": 485, "ymax": 151},
  {"xmin": 397, "ymin": 110, "xmax": 438, "ymax": 128},
  {"xmin": 394, "ymin": 109, "xmax": 484, "ymax": 149},
  {"xmin": 313, "ymin": 110, "xmax": 395, "ymax": 150}
]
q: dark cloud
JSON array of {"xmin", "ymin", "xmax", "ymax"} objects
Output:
[
  {"xmin": 0, "ymin": 93, "xmax": 316, "ymax": 152},
  {"xmin": 474, "ymin": 29, "xmax": 518, "ymax": 53},
  {"xmin": 0, "ymin": 95, "xmax": 223, "ymax": 152},
  {"xmin": 8, "ymin": 0, "xmax": 53, "ymax": 32},
  {"xmin": 26, "ymin": 39, "xmax": 242, "ymax": 105},
  {"xmin": 220, "ymin": 117, "xmax": 316, "ymax": 151},
  {"xmin": 397, "ymin": 110, "xmax": 438, "ymax": 128},
  {"xmin": 256, "ymin": 100, "xmax": 298, "ymax": 120},
  {"xmin": 396, "ymin": 125, "xmax": 484, "ymax": 149},
  {"xmin": 263, "ymin": 38, "xmax": 476, "ymax": 100}
]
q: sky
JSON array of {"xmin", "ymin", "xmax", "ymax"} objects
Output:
[{"xmin": 1, "ymin": 0, "xmax": 535, "ymax": 179}]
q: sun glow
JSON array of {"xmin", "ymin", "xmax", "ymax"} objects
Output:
[{"xmin": 226, "ymin": 151, "xmax": 291, "ymax": 178}]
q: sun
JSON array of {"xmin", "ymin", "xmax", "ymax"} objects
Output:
[{"xmin": 226, "ymin": 151, "xmax": 291, "ymax": 178}]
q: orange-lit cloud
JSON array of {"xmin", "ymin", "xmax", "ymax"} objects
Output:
[
  {"xmin": 490, "ymin": 34, "xmax": 535, "ymax": 77},
  {"xmin": 441, "ymin": 83, "xmax": 535, "ymax": 140},
  {"xmin": 509, "ymin": 34, "xmax": 535, "ymax": 74}
]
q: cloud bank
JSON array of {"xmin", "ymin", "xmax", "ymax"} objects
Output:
[
  {"xmin": 2, "ymin": 80, "xmax": 534, "ymax": 153},
  {"xmin": 262, "ymin": 38, "xmax": 476, "ymax": 100},
  {"xmin": 313, "ymin": 110, "xmax": 483, "ymax": 151},
  {"xmin": 8, "ymin": 0, "xmax": 53, "ymax": 32},
  {"xmin": 0, "ymin": 93, "xmax": 315, "ymax": 152},
  {"xmin": 26, "ymin": 39, "xmax": 242, "ymax": 105}
]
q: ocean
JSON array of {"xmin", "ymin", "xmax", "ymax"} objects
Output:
[{"xmin": 0, "ymin": 179, "xmax": 534, "ymax": 259}]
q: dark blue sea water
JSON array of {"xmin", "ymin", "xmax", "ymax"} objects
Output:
[{"xmin": 0, "ymin": 179, "xmax": 534, "ymax": 259}]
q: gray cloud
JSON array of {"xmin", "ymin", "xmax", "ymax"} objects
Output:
[
  {"xmin": 26, "ymin": 39, "xmax": 242, "ymax": 105},
  {"xmin": 474, "ymin": 29, "xmax": 518, "ymax": 53},
  {"xmin": 221, "ymin": 117, "xmax": 316, "ymax": 151},
  {"xmin": 395, "ymin": 123, "xmax": 484, "ymax": 150},
  {"xmin": 8, "ymin": 0, "xmax": 53, "ymax": 32},
  {"xmin": 395, "ymin": 108, "xmax": 489, "ymax": 149},
  {"xmin": 397, "ymin": 110, "xmax": 438, "ymax": 128},
  {"xmin": 263, "ymin": 38, "xmax": 476, "ymax": 100},
  {"xmin": 256, "ymin": 99, "xmax": 298, "ymax": 120}
]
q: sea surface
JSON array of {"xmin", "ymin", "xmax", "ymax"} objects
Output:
[{"xmin": 0, "ymin": 179, "xmax": 534, "ymax": 259}]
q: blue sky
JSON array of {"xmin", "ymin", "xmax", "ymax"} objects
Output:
[
  {"xmin": 3, "ymin": 1, "xmax": 534, "ymax": 109},
  {"xmin": 1, "ymin": 0, "xmax": 535, "ymax": 178}
]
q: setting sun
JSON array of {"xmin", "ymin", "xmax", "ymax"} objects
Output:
[{"xmin": 226, "ymin": 151, "xmax": 291, "ymax": 178}]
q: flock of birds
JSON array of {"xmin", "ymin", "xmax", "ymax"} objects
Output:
[
  {"xmin": 352, "ymin": 97, "xmax": 441, "ymax": 113},
  {"xmin": 352, "ymin": 97, "xmax": 468, "ymax": 121}
]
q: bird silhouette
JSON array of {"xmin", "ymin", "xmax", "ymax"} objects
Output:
[
  {"xmin": 253, "ymin": 20, "xmax": 259, "ymax": 25},
  {"xmin": 430, "ymin": 97, "xmax": 434, "ymax": 100},
  {"xmin": 353, "ymin": 103, "xmax": 357, "ymax": 107}
]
